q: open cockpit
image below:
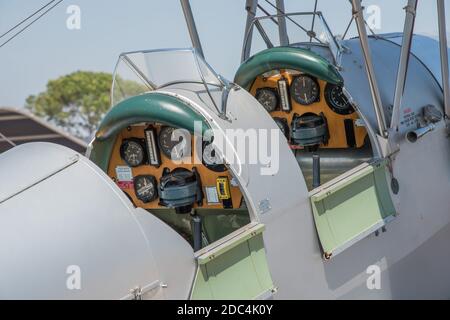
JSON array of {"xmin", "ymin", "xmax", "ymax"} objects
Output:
[
  {"xmin": 235, "ymin": 46, "xmax": 373, "ymax": 190},
  {"xmin": 90, "ymin": 49, "xmax": 253, "ymax": 254},
  {"xmin": 233, "ymin": 9, "xmax": 400, "ymax": 258},
  {"xmin": 107, "ymin": 119, "xmax": 250, "ymax": 248}
]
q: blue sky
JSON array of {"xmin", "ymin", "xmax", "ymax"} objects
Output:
[{"xmin": 0, "ymin": 0, "xmax": 448, "ymax": 107}]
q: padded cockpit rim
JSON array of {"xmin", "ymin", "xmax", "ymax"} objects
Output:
[
  {"xmin": 89, "ymin": 92, "xmax": 210, "ymax": 172},
  {"xmin": 234, "ymin": 47, "xmax": 344, "ymax": 90}
]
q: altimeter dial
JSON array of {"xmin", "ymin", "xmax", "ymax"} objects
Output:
[{"xmin": 120, "ymin": 138, "xmax": 146, "ymax": 167}]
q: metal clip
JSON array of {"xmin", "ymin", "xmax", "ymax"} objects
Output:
[{"xmin": 404, "ymin": 4, "xmax": 416, "ymax": 16}]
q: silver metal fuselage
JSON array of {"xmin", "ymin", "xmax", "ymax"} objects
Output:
[
  {"xmin": 260, "ymin": 35, "xmax": 450, "ymax": 298},
  {"xmin": 1, "ymin": 33, "xmax": 449, "ymax": 299},
  {"xmin": 149, "ymin": 33, "xmax": 450, "ymax": 298}
]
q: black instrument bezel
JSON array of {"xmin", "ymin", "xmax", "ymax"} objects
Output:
[
  {"xmin": 324, "ymin": 83, "xmax": 355, "ymax": 115},
  {"xmin": 158, "ymin": 125, "xmax": 192, "ymax": 160},
  {"xmin": 133, "ymin": 175, "xmax": 158, "ymax": 203},
  {"xmin": 255, "ymin": 87, "xmax": 279, "ymax": 112},
  {"xmin": 119, "ymin": 137, "xmax": 148, "ymax": 167},
  {"xmin": 290, "ymin": 74, "xmax": 320, "ymax": 105},
  {"xmin": 201, "ymin": 141, "xmax": 227, "ymax": 173}
]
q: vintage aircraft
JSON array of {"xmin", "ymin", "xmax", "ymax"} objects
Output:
[{"xmin": 1, "ymin": 0, "xmax": 450, "ymax": 299}]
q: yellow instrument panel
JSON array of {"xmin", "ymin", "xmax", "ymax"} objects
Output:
[
  {"xmin": 107, "ymin": 124, "xmax": 243, "ymax": 209},
  {"xmin": 250, "ymin": 71, "xmax": 367, "ymax": 149}
]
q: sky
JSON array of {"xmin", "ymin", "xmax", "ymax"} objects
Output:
[{"xmin": 0, "ymin": 0, "xmax": 448, "ymax": 108}]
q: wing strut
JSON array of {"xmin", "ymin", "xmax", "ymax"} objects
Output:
[
  {"xmin": 437, "ymin": 0, "xmax": 450, "ymax": 122},
  {"xmin": 350, "ymin": 0, "xmax": 388, "ymax": 139},
  {"xmin": 390, "ymin": 0, "xmax": 418, "ymax": 131},
  {"xmin": 180, "ymin": 0, "xmax": 204, "ymax": 59}
]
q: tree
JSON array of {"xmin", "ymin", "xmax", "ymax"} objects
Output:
[
  {"xmin": 26, "ymin": 71, "xmax": 148, "ymax": 141},
  {"xmin": 26, "ymin": 71, "xmax": 112, "ymax": 141}
]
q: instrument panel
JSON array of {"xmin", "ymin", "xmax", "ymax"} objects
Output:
[
  {"xmin": 250, "ymin": 71, "xmax": 367, "ymax": 149},
  {"xmin": 108, "ymin": 124, "xmax": 243, "ymax": 211}
]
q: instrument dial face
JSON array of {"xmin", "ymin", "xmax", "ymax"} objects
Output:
[
  {"xmin": 291, "ymin": 75, "xmax": 320, "ymax": 105},
  {"xmin": 325, "ymin": 83, "xmax": 354, "ymax": 115},
  {"xmin": 120, "ymin": 139, "xmax": 145, "ymax": 167},
  {"xmin": 255, "ymin": 88, "xmax": 278, "ymax": 112},
  {"xmin": 202, "ymin": 141, "xmax": 227, "ymax": 172},
  {"xmin": 158, "ymin": 126, "xmax": 190, "ymax": 160},
  {"xmin": 134, "ymin": 175, "xmax": 157, "ymax": 203}
]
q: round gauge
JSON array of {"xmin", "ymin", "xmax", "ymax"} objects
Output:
[
  {"xmin": 273, "ymin": 117, "xmax": 289, "ymax": 139},
  {"xmin": 158, "ymin": 126, "xmax": 191, "ymax": 160},
  {"xmin": 325, "ymin": 83, "xmax": 354, "ymax": 115},
  {"xmin": 120, "ymin": 139, "xmax": 146, "ymax": 167},
  {"xmin": 202, "ymin": 141, "xmax": 227, "ymax": 172},
  {"xmin": 255, "ymin": 88, "xmax": 279, "ymax": 112},
  {"xmin": 133, "ymin": 175, "xmax": 157, "ymax": 203},
  {"xmin": 291, "ymin": 75, "xmax": 320, "ymax": 105}
]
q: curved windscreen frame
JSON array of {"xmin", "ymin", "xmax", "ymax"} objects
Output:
[
  {"xmin": 111, "ymin": 48, "xmax": 228, "ymax": 114},
  {"xmin": 242, "ymin": 11, "xmax": 343, "ymax": 65}
]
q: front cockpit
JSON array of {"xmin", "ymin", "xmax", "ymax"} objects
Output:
[
  {"xmin": 88, "ymin": 48, "xmax": 280, "ymax": 298},
  {"xmin": 91, "ymin": 49, "xmax": 252, "ymax": 252}
]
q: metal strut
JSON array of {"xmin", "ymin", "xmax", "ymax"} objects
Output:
[
  {"xmin": 242, "ymin": 0, "xmax": 259, "ymax": 62},
  {"xmin": 351, "ymin": 0, "xmax": 388, "ymax": 138},
  {"xmin": 180, "ymin": 0, "xmax": 204, "ymax": 59},
  {"xmin": 276, "ymin": 0, "xmax": 289, "ymax": 46},
  {"xmin": 390, "ymin": 0, "xmax": 418, "ymax": 131},
  {"xmin": 437, "ymin": 0, "xmax": 450, "ymax": 121}
]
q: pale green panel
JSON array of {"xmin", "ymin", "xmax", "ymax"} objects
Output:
[
  {"xmin": 311, "ymin": 162, "xmax": 396, "ymax": 257},
  {"xmin": 191, "ymin": 234, "xmax": 274, "ymax": 300},
  {"xmin": 191, "ymin": 266, "xmax": 213, "ymax": 300},
  {"xmin": 373, "ymin": 165, "xmax": 397, "ymax": 218},
  {"xmin": 206, "ymin": 241, "xmax": 263, "ymax": 299},
  {"xmin": 248, "ymin": 235, "xmax": 274, "ymax": 291}
]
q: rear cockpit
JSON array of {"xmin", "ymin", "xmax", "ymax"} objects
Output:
[
  {"xmin": 235, "ymin": 46, "xmax": 373, "ymax": 190},
  {"xmin": 235, "ymin": 8, "xmax": 398, "ymax": 258},
  {"xmin": 238, "ymin": 10, "xmax": 377, "ymax": 190}
]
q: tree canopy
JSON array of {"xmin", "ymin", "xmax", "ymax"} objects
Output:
[{"xmin": 26, "ymin": 71, "xmax": 147, "ymax": 141}]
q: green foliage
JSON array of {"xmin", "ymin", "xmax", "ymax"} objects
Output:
[
  {"xmin": 26, "ymin": 71, "xmax": 112, "ymax": 140},
  {"xmin": 26, "ymin": 71, "xmax": 148, "ymax": 140},
  {"xmin": 112, "ymin": 75, "xmax": 149, "ymax": 106}
]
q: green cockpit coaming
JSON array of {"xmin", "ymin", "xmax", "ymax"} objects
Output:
[
  {"xmin": 88, "ymin": 92, "xmax": 211, "ymax": 172},
  {"xmin": 234, "ymin": 46, "xmax": 344, "ymax": 90}
]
